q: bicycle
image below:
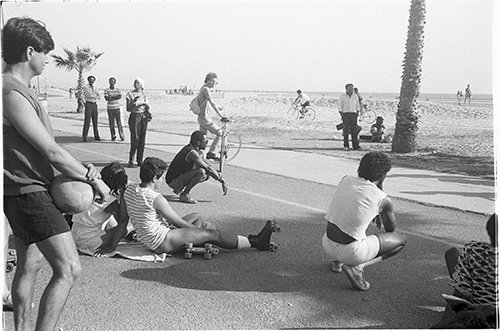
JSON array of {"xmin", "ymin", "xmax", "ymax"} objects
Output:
[
  {"xmin": 218, "ymin": 117, "xmax": 242, "ymax": 172},
  {"xmin": 287, "ymin": 104, "xmax": 316, "ymax": 121},
  {"xmin": 358, "ymin": 106, "xmax": 377, "ymax": 124}
]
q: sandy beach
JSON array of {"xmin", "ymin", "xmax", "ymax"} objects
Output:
[{"xmin": 46, "ymin": 88, "xmax": 494, "ymax": 178}]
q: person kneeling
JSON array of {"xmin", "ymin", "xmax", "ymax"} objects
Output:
[
  {"xmin": 322, "ymin": 152, "xmax": 407, "ymax": 291},
  {"xmin": 109, "ymin": 157, "xmax": 276, "ymax": 255},
  {"xmin": 166, "ymin": 130, "xmax": 227, "ymax": 204}
]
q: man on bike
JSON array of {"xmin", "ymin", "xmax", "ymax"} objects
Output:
[
  {"xmin": 293, "ymin": 89, "xmax": 311, "ymax": 119},
  {"xmin": 197, "ymin": 72, "xmax": 228, "ymax": 161},
  {"xmin": 166, "ymin": 131, "xmax": 227, "ymax": 204}
]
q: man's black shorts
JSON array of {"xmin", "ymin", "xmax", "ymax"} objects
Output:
[{"xmin": 4, "ymin": 191, "xmax": 70, "ymax": 245}]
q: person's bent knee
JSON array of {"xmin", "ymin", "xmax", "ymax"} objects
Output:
[{"xmin": 53, "ymin": 260, "xmax": 82, "ymax": 285}]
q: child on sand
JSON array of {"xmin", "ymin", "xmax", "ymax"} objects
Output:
[
  {"xmin": 99, "ymin": 157, "xmax": 277, "ymax": 255},
  {"xmin": 322, "ymin": 152, "xmax": 407, "ymax": 291}
]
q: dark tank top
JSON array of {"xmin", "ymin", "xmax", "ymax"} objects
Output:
[{"xmin": 166, "ymin": 144, "xmax": 196, "ymax": 184}]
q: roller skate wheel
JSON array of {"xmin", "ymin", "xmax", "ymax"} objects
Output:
[{"xmin": 184, "ymin": 252, "xmax": 192, "ymax": 259}]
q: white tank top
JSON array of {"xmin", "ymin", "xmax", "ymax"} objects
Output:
[{"xmin": 325, "ymin": 176, "xmax": 387, "ymax": 240}]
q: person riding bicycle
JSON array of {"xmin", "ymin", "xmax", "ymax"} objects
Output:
[{"xmin": 293, "ymin": 89, "xmax": 310, "ymax": 119}]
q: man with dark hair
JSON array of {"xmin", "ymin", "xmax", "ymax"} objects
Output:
[
  {"xmin": 2, "ymin": 16, "xmax": 109, "ymax": 330},
  {"xmin": 82, "ymin": 75, "xmax": 101, "ymax": 142},
  {"xmin": 292, "ymin": 89, "xmax": 311, "ymax": 118},
  {"xmin": 166, "ymin": 131, "xmax": 227, "ymax": 204},
  {"xmin": 104, "ymin": 77, "xmax": 125, "ymax": 141},
  {"xmin": 196, "ymin": 72, "xmax": 227, "ymax": 161},
  {"xmin": 322, "ymin": 152, "xmax": 406, "ymax": 291},
  {"xmin": 338, "ymin": 83, "xmax": 361, "ymax": 150}
]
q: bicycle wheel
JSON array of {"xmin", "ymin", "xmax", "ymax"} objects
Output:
[
  {"xmin": 361, "ymin": 109, "xmax": 376, "ymax": 124},
  {"xmin": 218, "ymin": 133, "xmax": 242, "ymax": 172},
  {"xmin": 287, "ymin": 107, "xmax": 299, "ymax": 119},
  {"xmin": 303, "ymin": 107, "xmax": 316, "ymax": 121}
]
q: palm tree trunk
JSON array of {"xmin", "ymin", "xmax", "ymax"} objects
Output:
[
  {"xmin": 75, "ymin": 69, "xmax": 85, "ymax": 113},
  {"xmin": 392, "ymin": 0, "xmax": 426, "ymax": 153}
]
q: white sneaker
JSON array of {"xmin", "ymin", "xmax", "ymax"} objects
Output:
[{"xmin": 331, "ymin": 261, "xmax": 343, "ymax": 273}]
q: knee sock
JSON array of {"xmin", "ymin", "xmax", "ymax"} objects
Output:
[{"xmin": 237, "ymin": 235, "xmax": 251, "ymax": 249}]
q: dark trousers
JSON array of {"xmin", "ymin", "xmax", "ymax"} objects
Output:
[
  {"xmin": 82, "ymin": 102, "xmax": 100, "ymax": 139},
  {"xmin": 107, "ymin": 108, "xmax": 125, "ymax": 140},
  {"xmin": 128, "ymin": 112, "xmax": 148, "ymax": 164},
  {"xmin": 342, "ymin": 113, "xmax": 359, "ymax": 149}
]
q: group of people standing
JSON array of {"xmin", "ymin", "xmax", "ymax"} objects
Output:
[
  {"xmin": 456, "ymin": 84, "xmax": 471, "ymax": 105},
  {"xmin": 80, "ymin": 75, "xmax": 150, "ymax": 168}
]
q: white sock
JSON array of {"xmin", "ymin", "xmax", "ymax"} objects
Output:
[
  {"xmin": 237, "ymin": 235, "xmax": 251, "ymax": 249},
  {"xmin": 359, "ymin": 256, "xmax": 383, "ymax": 269}
]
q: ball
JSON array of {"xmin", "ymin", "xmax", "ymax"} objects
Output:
[{"xmin": 49, "ymin": 174, "xmax": 94, "ymax": 214}]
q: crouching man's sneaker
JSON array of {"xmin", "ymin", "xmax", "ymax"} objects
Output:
[
  {"xmin": 179, "ymin": 193, "xmax": 197, "ymax": 204},
  {"xmin": 331, "ymin": 261, "xmax": 343, "ymax": 273},
  {"xmin": 342, "ymin": 265, "xmax": 370, "ymax": 291}
]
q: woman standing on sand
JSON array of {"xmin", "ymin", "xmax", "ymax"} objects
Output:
[{"xmin": 126, "ymin": 78, "xmax": 150, "ymax": 168}]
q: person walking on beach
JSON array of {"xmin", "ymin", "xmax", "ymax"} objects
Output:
[
  {"xmin": 126, "ymin": 78, "xmax": 150, "ymax": 168},
  {"xmin": 197, "ymin": 72, "xmax": 227, "ymax": 161},
  {"xmin": 2, "ymin": 17, "xmax": 109, "ymax": 330},
  {"xmin": 456, "ymin": 90, "xmax": 462, "ymax": 105},
  {"xmin": 338, "ymin": 83, "xmax": 361, "ymax": 150},
  {"xmin": 104, "ymin": 77, "xmax": 125, "ymax": 141},
  {"xmin": 464, "ymin": 84, "xmax": 471, "ymax": 104},
  {"xmin": 166, "ymin": 131, "xmax": 227, "ymax": 204},
  {"xmin": 322, "ymin": 152, "xmax": 407, "ymax": 291},
  {"xmin": 82, "ymin": 75, "xmax": 101, "ymax": 142},
  {"xmin": 292, "ymin": 89, "xmax": 311, "ymax": 118}
]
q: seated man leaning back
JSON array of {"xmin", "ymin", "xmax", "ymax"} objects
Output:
[
  {"xmin": 165, "ymin": 130, "xmax": 227, "ymax": 204},
  {"xmin": 121, "ymin": 156, "xmax": 277, "ymax": 254}
]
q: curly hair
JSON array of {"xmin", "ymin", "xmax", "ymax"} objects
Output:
[
  {"xmin": 357, "ymin": 152, "xmax": 392, "ymax": 182},
  {"xmin": 204, "ymin": 72, "xmax": 218, "ymax": 84},
  {"xmin": 2, "ymin": 17, "xmax": 55, "ymax": 64},
  {"xmin": 100, "ymin": 162, "xmax": 128, "ymax": 194},
  {"xmin": 140, "ymin": 157, "xmax": 168, "ymax": 183}
]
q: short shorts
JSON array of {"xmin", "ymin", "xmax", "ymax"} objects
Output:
[
  {"xmin": 167, "ymin": 168, "xmax": 208, "ymax": 193},
  {"xmin": 322, "ymin": 233, "xmax": 380, "ymax": 266},
  {"xmin": 4, "ymin": 191, "xmax": 70, "ymax": 245}
]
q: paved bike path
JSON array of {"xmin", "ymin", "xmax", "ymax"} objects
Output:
[{"xmin": 50, "ymin": 116, "xmax": 496, "ymax": 215}]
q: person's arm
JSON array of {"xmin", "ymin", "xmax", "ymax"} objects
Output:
[
  {"xmin": 94, "ymin": 195, "xmax": 130, "ymax": 256},
  {"xmin": 153, "ymin": 195, "xmax": 198, "ymax": 229},
  {"xmin": 379, "ymin": 197, "xmax": 396, "ymax": 232},
  {"xmin": 338, "ymin": 96, "xmax": 344, "ymax": 115},
  {"xmin": 4, "ymin": 91, "xmax": 109, "ymax": 200},
  {"xmin": 203, "ymin": 88, "xmax": 224, "ymax": 118},
  {"xmin": 104, "ymin": 90, "xmax": 110, "ymax": 101}
]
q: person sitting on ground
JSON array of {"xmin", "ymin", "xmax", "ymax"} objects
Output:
[
  {"xmin": 115, "ymin": 156, "xmax": 276, "ymax": 255},
  {"xmin": 91, "ymin": 162, "xmax": 208, "ymax": 256},
  {"xmin": 292, "ymin": 89, "xmax": 311, "ymax": 118},
  {"xmin": 70, "ymin": 161, "xmax": 134, "ymax": 255},
  {"xmin": 432, "ymin": 213, "xmax": 498, "ymax": 328},
  {"xmin": 166, "ymin": 130, "xmax": 227, "ymax": 204},
  {"xmin": 322, "ymin": 152, "xmax": 407, "ymax": 291},
  {"xmin": 370, "ymin": 116, "xmax": 386, "ymax": 143}
]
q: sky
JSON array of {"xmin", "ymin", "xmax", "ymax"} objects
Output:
[{"xmin": 0, "ymin": 0, "xmax": 495, "ymax": 94}]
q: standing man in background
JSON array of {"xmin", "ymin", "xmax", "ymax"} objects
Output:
[
  {"xmin": 82, "ymin": 75, "xmax": 101, "ymax": 142},
  {"xmin": 104, "ymin": 77, "xmax": 125, "ymax": 141},
  {"xmin": 464, "ymin": 84, "xmax": 471, "ymax": 104},
  {"xmin": 338, "ymin": 83, "xmax": 361, "ymax": 150}
]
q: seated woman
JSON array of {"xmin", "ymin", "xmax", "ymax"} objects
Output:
[
  {"xmin": 322, "ymin": 152, "xmax": 407, "ymax": 291},
  {"xmin": 432, "ymin": 213, "xmax": 497, "ymax": 328},
  {"xmin": 101, "ymin": 156, "xmax": 276, "ymax": 256}
]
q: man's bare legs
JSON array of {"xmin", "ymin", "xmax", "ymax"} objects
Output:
[
  {"xmin": 375, "ymin": 231, "xmax": 407, "ymax": 260},
  {"xmin": 155, "ymin": 228, "xmax": 238, "ymax": 254},
  {"xmin": 12, "ymin": 232, "xmax": 81, "ymax": 331}
]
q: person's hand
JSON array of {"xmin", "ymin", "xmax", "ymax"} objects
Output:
[
  {"xmin": 372, "ymin": 215, "xmax": 382, "ymax": 229},
  {"xmin": 221, "ymin": 179, "xmax": 228, "ymax": 196},
  {"xmin": 84, "ymin": 163, "xmax": 100, "ymax": 181},
  {"xmin": 90, "ymin": 179, "xmax": 110, "ymax": 204},
  {"xmin": 202, "ymin": 221, "xmax": 217, "ymax": 230},
  {"xmin": 93, "ymin": 243, "xmax": 115, "ymax": 257},
  {"xmin": 221, "ymin": 116, "xmax": 229, "ymax": 122}
]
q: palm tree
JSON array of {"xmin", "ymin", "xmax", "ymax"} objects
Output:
[
  {"xmin": 52, "ymin": 46, "xmax": 104, "ymax": 113},
  {"xmin": 392, "ymin": 0, "xmax": 426, "ymax": 153}
]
